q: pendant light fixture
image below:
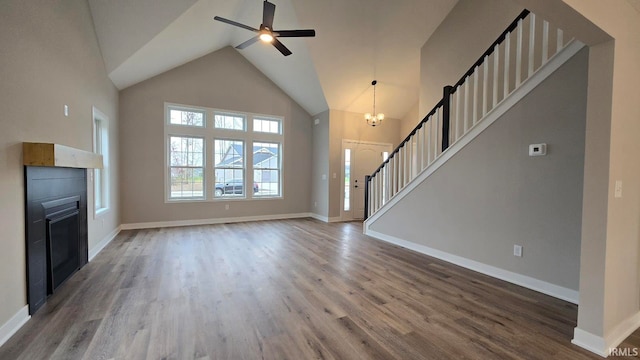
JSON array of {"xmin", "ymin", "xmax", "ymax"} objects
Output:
[{"xmin": 365, "ymin": 80, "xmax": 384, "ymax": 127}]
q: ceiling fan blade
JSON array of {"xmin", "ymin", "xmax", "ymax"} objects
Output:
[
  {"xmin": 214, "ymin": 16, "xmax": 258, "ymax": 32},
  {"xmin": 263, "ymin": 1, "xmax": 276, "ymax": 28},
  {"xmin": 274, "ymin": 29, "xmax": 316, "ymax": 38},
  {"xmin": 272, "ymin": 38, "xmax": 292, "ymax": 56},
  {"xmin": 236, "ymin": 36, "xmax": 260, "ymax": 49}
]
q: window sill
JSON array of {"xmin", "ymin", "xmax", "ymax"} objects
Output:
[
  {"xmin": 94, "ymin": 207, "xmax": 110, "ymax": 219},
  {"xmin": 165, "ymin": 196, "xmax": 283, "ymax": 204}
]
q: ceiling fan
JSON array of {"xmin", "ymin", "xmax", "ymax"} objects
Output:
[{"xmin": 214, "ymin": 0, "xmax": 315, "ymax": 56}]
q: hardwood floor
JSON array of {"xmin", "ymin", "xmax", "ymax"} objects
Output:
[{"xmin": 1, "ymin": 218, "xmax": 639, "ymax": 359}]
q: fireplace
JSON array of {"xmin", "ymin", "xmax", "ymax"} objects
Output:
[
  {"xmin": 23, "ymin": 143, "xmax": 101, "ymax": 315},
  {"xmin": 45, "ymin": 197, "xmax": 81, "ymax": 294},
  {"xmin": 24, "ymin": 166, "xmax": 88, "ymax": 314}
]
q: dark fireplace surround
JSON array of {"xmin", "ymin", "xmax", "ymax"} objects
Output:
[
  {"xmin": 24, "ymin": 166, "xmax": 88, "ymax": 314},
  {"xmin": 23, "ymin": 143, "xmax": 102, "ymax": 314}
]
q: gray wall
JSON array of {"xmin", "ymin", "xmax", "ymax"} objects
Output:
[
  {"xmin": 0, "ymin": 0, "xmax": 119, "ymax": 326},
  {"xmin": 370, "ymin": 48, "xmax": 588, "ymax": 290},
  {"xmin": 311, "ymin": 110, "xmax": 330, "ymax": 218},
  {"xmin": 119, "ymin": 47, "xmax": 313, "ymax": 224}
]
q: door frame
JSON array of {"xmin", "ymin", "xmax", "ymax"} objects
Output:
[{"xmin": 340, "ymin": 139, "xmax": 393, "ymax": 221}]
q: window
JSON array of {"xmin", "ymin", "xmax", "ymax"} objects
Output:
[
  {"xmin": 214, "ymin": 139, "xmax": 245, "ymax": 198},
  {"xmin": 253, "ymin": 142, "xmax": 280, "ymax": 197},
  {"xmin": 93, "ymin": 107, "xmax": 109, "ymax": 216},
  {"xmin": 169, "ymin": 136, "xmax": 204, "ymax": 199},
  {"xmin": 170, "ymin": 108, "xmax": 205, "ymax": 127},
  {"xmin": 253, "ymin": 118, "xmax": 281, "ymax": 134},
  {"xmin": 165, "ymin": 103, "xmax": 283, "ymax": 202},
  {"xmin": 215, "ymin": 112, "xmax": 245, "ymax": 131},
  {"xmin": 344, "ymin": 148, "xmax": 351, "ymax": 211}
]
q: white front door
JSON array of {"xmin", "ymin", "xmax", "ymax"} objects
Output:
[{"xmin": 342, "ymin": 140, "xmax": 392, "ymax": 220}]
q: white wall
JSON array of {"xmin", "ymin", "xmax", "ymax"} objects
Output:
[
  {"xmin": 370, "ymin": 48, "xmax": 588, "ymax": 292},
  {"xmin": 0, "ymin": 0, "xmax": 119, "ymax": 330},
  {"xmin": 311, "ymin": 110, "xmax": 330, "ymax": 219},
  {"xmin": 513, "ymin": 0, "xmax": 640, "ymax": 351},
  {"xmin": 400, "ymin": 102, "xmax": 420, "ymax": 140},
  {"xmin": 118, "ymin": 47, "xmax": 312, "ymax": 225}
]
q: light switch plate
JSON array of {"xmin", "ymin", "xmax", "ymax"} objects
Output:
[{"xmin": 615, "ymin": 180, "xmax": 622, "ymax": 198}]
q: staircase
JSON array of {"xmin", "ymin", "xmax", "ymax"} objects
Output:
[
  {"xmin": 361, "ymin": 9, "xmax": 587, "ymax": 304},
  {"xmin": 364, "ymin": 10, "xmax": 581, "ymax": 223}
]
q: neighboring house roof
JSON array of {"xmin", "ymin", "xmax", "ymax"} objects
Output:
[{"xmin": 218, "ymin": 144, "xmax": 277, "ymax": 166}]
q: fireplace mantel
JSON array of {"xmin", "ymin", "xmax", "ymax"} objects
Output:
[{"xmin": 23, "ymin": 142, "xmax": 103, "ymax": 169}]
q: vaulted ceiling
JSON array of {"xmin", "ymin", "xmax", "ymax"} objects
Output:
[{"xmin": 88, "ymin": 0, "xmax": 458, "ymax": 119}]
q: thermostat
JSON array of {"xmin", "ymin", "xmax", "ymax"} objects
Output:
[{"xmin": 529, "ymin": 143, "xmax": 547, "ymax": 156}]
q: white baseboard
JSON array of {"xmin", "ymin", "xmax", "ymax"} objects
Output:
[
  {"xmin": 0, "ymin": 306, "xmax": 29, "ymax": 348},
  {"xmin": 309, "ymin": 214, "xmax": 343, "ymax": 223},
  {"xmin": 121, "ymin": 212, "xmax": 312, "ymax": 230},
  {"xmin": 365, "ymin": 229, "xmax": 579, "ymax": 304},
  {"xmin": 88, "ymin": 226, "xmax": 121, "ymax": 261},
  {"xmin": 309, "ymin": 213, "xmax": 329, "ymax": 222},
  {"xmin": 572, "ymin": 328, "xmax": 608, "ymax": 357},
  {"xmin": 605, "ymin": 311, "xmax": 640, "ymax": 353}
]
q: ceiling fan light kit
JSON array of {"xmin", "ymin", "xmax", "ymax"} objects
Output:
[
  {"xmin": 366, "ymin": 80, "xmax": 384, "ymax": 127},
  {"xmin": 214, "ymin": 0, "xmax": 316, "ymax": 56}
]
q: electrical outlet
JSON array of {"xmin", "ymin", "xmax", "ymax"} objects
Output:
[
  {"xmin": 225, "ymin": 204, "xmax": 229, "ymax": 210},
  {"xmin": 513, "ymin": 245, "xmax": 523, "ymax": 257},
  {"xmin": 314, "ymin": 201, "xmax": 317, "ymax": 208}
]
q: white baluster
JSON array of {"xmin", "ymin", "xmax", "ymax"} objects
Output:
[
  {"xmin": 370, "ymin": 176, "xmax": 374, "ymax": 214},
  {"xmin": 473, "ymin": 67, "xmax": 479, "ymax": 124},
  {"xmin": 427, "ymin": 118, "xmax": 433, "ymax": 164},
  {"xmin": 516, "ymin": 19, "xmax": 523, "ymax": 87},
  {"xmin": 377, "ymin": 177, "xmax": 380, "ymax": 214},
  {"xmin": 463, "ymin": 79, "xmax": 469, "ymax": 132},
  {"xmin": 493, "ymin": 44, "xmax": 499, "ymax": 107},
  {"xmin": 404, "ymin": 144, "xmax": 409, "ymax": 186},
  {"xmin": 542, "ymin": 20, "xmax": 549, "ymax": 63},
  {"xmin": 557, "ymin": 28, "xmax": 563, "ymax": 53},
  {"xmin": 433, "ymin": 108, "xmax": 442, "ymax": 160},
  {"xmin": 528, "ymin": 13, "xmax": 536, "ymax": 77},
  {"xmin": 419, "ymin": 125, "xmax": 425, "ymax": 171},
  {"xmin": 483, "ymin": 57, "xmax": 489, "ymax": 116},
  {"xmin": 389, "ymin": 153, "xmax": 398, "ymax": 196},
  {"xmin": 455, "ymin": 88, "xmax": 462, "ymax": 140},
  {"xmin": 504, "ymin": 32, "xmax": 510, "ymax": 96}
]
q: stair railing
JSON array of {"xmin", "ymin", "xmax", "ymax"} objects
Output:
[{"xmin": 365, "ymin": 9, "xmax": 573, "ymax": 220}]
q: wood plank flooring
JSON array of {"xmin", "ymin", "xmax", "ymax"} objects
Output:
[{"xmin": 1, "ymin": 218, "xmax": 639, "ymax": 359}]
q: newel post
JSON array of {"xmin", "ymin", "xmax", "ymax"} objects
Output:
[
  {"xmin": 442, "ymin": 85, "xmax": 453, "ymax": 151},
  {"xmin": 364, "ymin": 175, "xmax": 371, "ymax": 220}
]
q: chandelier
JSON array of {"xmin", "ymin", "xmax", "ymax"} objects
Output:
[{"xmin": 365, "ymin": 80, "xmax": 384, "ymax": 127}]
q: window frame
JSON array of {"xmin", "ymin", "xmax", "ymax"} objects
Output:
[
  {"xmin": 213, "ymin": 138, "xmax": 246, "ymax": 199},
  {"xmin": 164, "ymin": 102, "xmax": 284, "ymax": 203},
  {"xmin": 252, "ymin": 141, "xmax": 282, "ymax": 198},
  {"xmin": 214, "ymin": 111, "xmax": 247, "ymax": 132},
  {"xmin": 168, "ymin": 106, "xmax": 206, "ymax": 128},
  {"xmin": 92, "ymin": 107, "xmax": 110, "ymax": 218},
  {"xmin": 168, "ymin": 135, "xmax": 206, "ymax": 201}
]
